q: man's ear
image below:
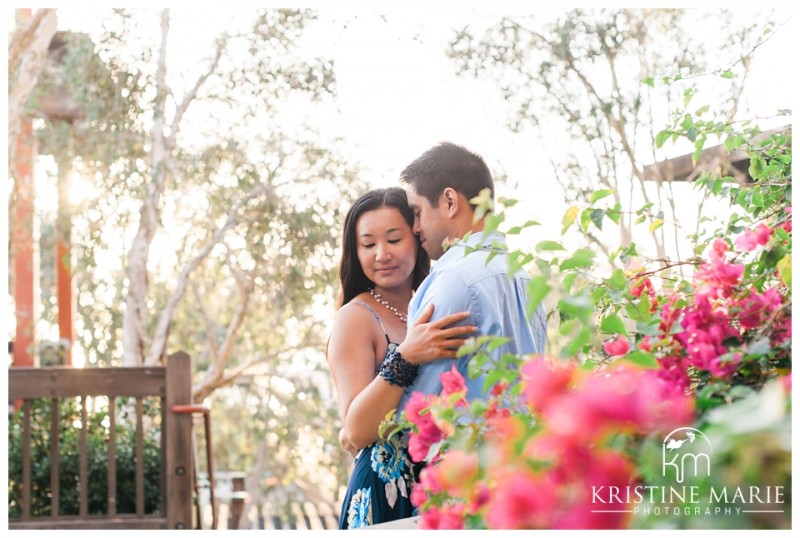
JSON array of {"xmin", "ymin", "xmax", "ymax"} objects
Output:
[{"xmin": 442, "ymin": 187, "xmax": 459, "ymax": 218}]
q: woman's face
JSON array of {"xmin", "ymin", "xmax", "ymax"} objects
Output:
[{"xmin": 355, "ymin": 206, "xmax": 418, "ymax": 291}]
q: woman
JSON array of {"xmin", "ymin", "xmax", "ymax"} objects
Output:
[{"xmin": 327, "ymin": 188, "xmax": 474, "ymax": 528}]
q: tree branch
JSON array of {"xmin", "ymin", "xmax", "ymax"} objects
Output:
[
  {"xmin": 166, "ymin": 32, "xmax": 229, "ymax": 149},
  {"xmin": 191, "ymin": 281, "xmax": 220, "ymax": 363},
  {"xmin": 191, "ymin": 342, "xmax": 325, "ymax": 402},
  {"xmin": 144, "ymin": 181, "xmax": 273, "ymax": 365}
]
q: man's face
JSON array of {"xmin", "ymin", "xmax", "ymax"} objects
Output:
[{"xmin": 406, "ymin": 186, "xmax": 451, "ymax": 260}]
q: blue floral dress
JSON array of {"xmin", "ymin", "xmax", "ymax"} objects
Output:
[
  {"xmin": 339, "ymin": 431, "xmax": 418, "ymax": 528},
  {"xmin": 338, "ymin": 302, "xmax": 419, "ymax": 529}
]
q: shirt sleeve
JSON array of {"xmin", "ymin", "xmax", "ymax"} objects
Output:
[
  {"xmin": 411, "ymin": 270, "xmax": 477, "ymax": 326},
  {"xmin": 399, "ymin": 271, "xmax": 478, "ymax": 411}
]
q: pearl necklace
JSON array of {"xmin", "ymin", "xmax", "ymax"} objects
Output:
[{"xmin": 369, "ymin": 288, "xmax": 408, "ymax": 323}]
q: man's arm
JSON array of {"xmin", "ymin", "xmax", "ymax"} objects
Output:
[{"xmin": 396, "ymin": 272, "xmax": 477, "ymax": 408}]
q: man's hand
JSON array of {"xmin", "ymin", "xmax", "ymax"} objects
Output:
[
  {"xmin": 396, "ymin": 304, "xmax": 476, "ymax": 365},
  {"xmin": 339, "ymin": 427, "xmax": 359, "ymax": 458}
]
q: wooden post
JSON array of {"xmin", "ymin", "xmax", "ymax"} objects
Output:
[
  {"xmin": 165, "ymin": 351, "xmax": 193, "ymax": 529},
  {"xmin": 56, "ymin": 156, "xmax": 74, "ymax": 365},
  {"xmin": 12, "ymin": 116, "xmax": 37, "ymax": 367},
  {"xmin": 228, "ymin": 474, "xmax": 247, "ymax": 529}
]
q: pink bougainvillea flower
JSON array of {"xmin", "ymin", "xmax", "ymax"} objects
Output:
[
  {"xmin": 484, "ymin": 472, "xmax": 559, "ymax": 529},
  {"xmin": 490, "ymin": 381, "xmax": 509, "ymax": 397},
  {"xmin": 603, "ymin": 335, "xmax": 630, "ymax": 357},
  {"xmin": 436, "ymin": 450, "xmax": 479, "ymax": 496},
  {"xmin": 556, "ymin": 450, "xmax": 634, "ymax": 529},
  {"xmin": 695, "ymin": 256, "xmax": 744, "ymax": 293},
  {"xmin": 542, "ymin": 393, "xmax": 598, "ymax": 444},
  {"xmin": 521, "ymin": 357, "xmax": 574, "ymax": 412},
  {"xmin": 408, "ymin": 420, "xmax": 444, "ymax": 462},
  {"xmin": 403, "ymin": 391, "xmax": 431, "ymax": 425},
  {"xmin": 405, "ymin": 392, "xmax": 445, "ymax": 462},
  {"xmin": 781, "ymin": 373, "xmax": 792, "ymax": 394},
  {"xmin": 734, "ymin": 222, "xmax": 774, "ymax": 252},
  {"xmin": 466, "ymin": 482, "xmax": 491, "ymax": 513},
  {"xmin": 778, "ymin": 206, "xmax": 792, "ymax": 233},
  {"xmin": 738, "ymin": 287, "xmax": 783, "ymax": 330},
  {"xmin": 410, "ymin": 482, "xmax": 428, "ymax": 508},
  {"xmin": 419, "ymin": 503, "xmax": 465, "ymax": 530},
  {"xmin": 578, "ymin": 366, "xmax": 692, "ymax": 433},
  {"xmin": 710, "ymin": 237, "xmax": 729, "ymax": 260},
  {"xmin": 440, "ymin": 365, "xmax": 467, "ymax": 404},
  {"xmin": 631, "ymin": 275, "xmax": 658, "ymax": 313}
]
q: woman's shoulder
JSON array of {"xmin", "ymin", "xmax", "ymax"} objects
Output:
[
  {"xmin": 328, "ymin": 298, "xmax": 383, "ymax": 360},
  {"xmin": 332, "ymin": 296, "xmax": 377, "ymax": 330}
]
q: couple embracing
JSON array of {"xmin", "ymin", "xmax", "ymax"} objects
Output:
[{"xmin": 326, "ymin": 142, "xmax": 547, "ymax": 529}]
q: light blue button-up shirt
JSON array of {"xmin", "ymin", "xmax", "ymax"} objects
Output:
[{"xmin": 397, "ymin": 231, "xmax": 547, "ymax": 412}]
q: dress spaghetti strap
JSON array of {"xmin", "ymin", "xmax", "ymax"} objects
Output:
[{"xmin": 351, "ymin": 300, "xmax": 391, "ymax": 345}]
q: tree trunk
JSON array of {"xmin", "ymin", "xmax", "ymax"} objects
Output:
[
  {"xmin": 8, "ymin": 9, "xmax": 57, "ymax": 204},
  {"xmin": 122, "ymin": 10, "xmax": 171, "ymax": 366}
]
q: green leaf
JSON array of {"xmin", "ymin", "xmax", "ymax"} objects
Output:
[
  {"xmin": 746, "ymin": 338, "xmax": 772, "ymax": 357},
  {"xmin": 536, "ymin": 240, "xmax": 566, "ymax": 252},
  {"xmin": 683, "ymin": 88, "xmax": 693, "ymax": 107},
  {"xmin": 623, "ymin": 351, "xmax": 658, "ymax": 368},
  {"xmin": 561, "ymin": 326, "xmax": 592, "ymax": 359},
  {"xmin": 559, "ymin": 248, "xmax": 596, "ymax": 271},
  {"xmin": 484, "ymin": 213, "xmax": 503, "ymax": 233},
  {"xmin": 649, "ymin": 218, "xmax": 664, "ymax": 233},
  {"xmin": 600, "ymin": 313, "xmax": 628, "ymax": 336},
  {"xmin": 508, "ymin": 219, "xmax": 541, "ymax": 235},
  {"xmin": 559, "ymin": 317, "xmax": 579, "ymax": 337},
  {"xmin": 526, "ymin": 275, "xmax": 551, "ymax": 318},
  {"xmin": 558, "ymin": 294, "xmax": 594, "ymax": 324},
  {"xmin": 775, "ymin": 226, "xmax": 790, "ymax": 241},
  {"xmin": 721, "ymin": 69, "xmax": 734, "ymax": 79},
  {"xmin": 469, "ymin": 400, "xmax": 488, "ymax": 417},
  {"xmin": 643, "ymin": 76, "xmax": 654, "ymax": 87},
  {"xmin": 590, "ymin": 208, "xmax": 605, "ymax": 231},
  {"xmin": 561, "ymin": 206, "xmax": 579, "ymax": 235},
  {"xmin": 606, "ymin": 203, "xmax": 621, "ymax": 225},
  {"xmin": 589, "ymin": 189, "xmax": 615, "ymax": 204},
  {"xmin": 562, "ymin": 272, "xmax": 578, "ymax": 294},
  {"xmin": 498, "ymin": 197, "xmax": 519, "ymax": 208},
  {"xmin": 692, "ymin": 146, "xmax": 702, "ymax": 166},
  {"xmin": 635, "ymin": 319, "xmax": 661, "ymax": 336},
  {"xmin": 486, "ymin": 336, "xmax": 512, "ymax": 352},
  {"xmin": 580, "ymin": 209, "xmax": 592, "ymax": 233},
  {"xmin": 607, "ymin": 268, "xmax": 627, "ymax": 291},
  {"xmin": 655, "ymin": 130, "xmax": 670, "ymax": 149},
  {"xmin": 777, "ymin": 254, "xmax": 792, "ymax": 289},
  {"xmin": 749, "ymin": 156, "xmax": 766, "ymax": 179}
]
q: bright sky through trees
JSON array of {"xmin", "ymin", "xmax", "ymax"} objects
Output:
[{"xmin": 47, "ymin": 5, "xmax": 793, "ymax": 237}]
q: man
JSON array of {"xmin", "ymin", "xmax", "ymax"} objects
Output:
[{"xmin": 393, "ymin": 141, "xmax": 547, "ymax": 410}]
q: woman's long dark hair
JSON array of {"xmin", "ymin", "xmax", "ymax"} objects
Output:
[{"xmin": 336, "ymin": 188, "xmax": 430, "ymax": 308}]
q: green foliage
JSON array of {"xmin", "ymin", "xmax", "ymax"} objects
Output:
[
  {"xmin": 396, "ymin": 35, "xmax": 791, "ymax": 526},
  {"xmin": 8, "ymin": 397, "xmax": 162, "ymax": 518}
]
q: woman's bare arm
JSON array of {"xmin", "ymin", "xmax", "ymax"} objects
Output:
[{"xmin": 328, "ymin": 304, "xmax": 475, "ymax": 452}]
